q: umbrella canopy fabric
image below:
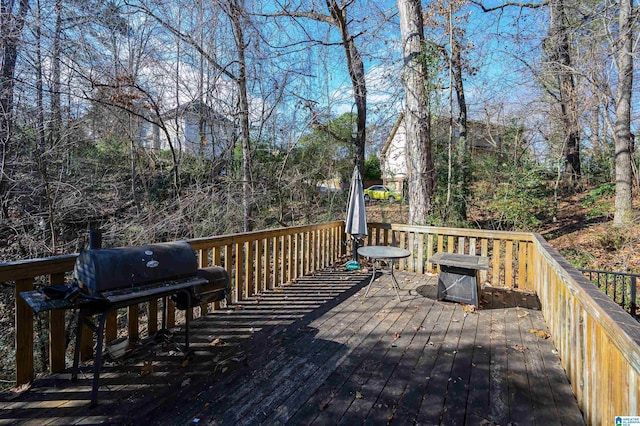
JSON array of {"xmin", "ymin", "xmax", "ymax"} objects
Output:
[{"xmin": 345, "ymin": 165, "xmax": 368, "ymax": 238}]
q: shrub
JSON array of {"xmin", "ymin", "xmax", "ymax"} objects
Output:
[{"xmin": 484, "ymin": 167, "xmax": 554, "ymax": 231}]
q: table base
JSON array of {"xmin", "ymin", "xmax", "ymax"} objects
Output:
[{"xmin": 364, "ymin": 259, "xmax": 402, "ymax": 301}]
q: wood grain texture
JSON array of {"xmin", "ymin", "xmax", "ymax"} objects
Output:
[{"xmin": 4, "ymin": 220, "xmax": 637, "ymax": 423}]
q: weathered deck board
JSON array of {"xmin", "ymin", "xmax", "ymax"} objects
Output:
[{"xmin": 0, "ymin": 269, "xmax": 584, "ymax": 425}]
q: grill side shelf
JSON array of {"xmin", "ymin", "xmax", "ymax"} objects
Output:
[{"xmin": 101, "ymin": 277, "xmax": 208, "ymax": 304}]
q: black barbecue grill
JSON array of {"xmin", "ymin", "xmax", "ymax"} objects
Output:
[{"xmin": 20, "ymin": 241, "xmax": 230, "ymax": 406}]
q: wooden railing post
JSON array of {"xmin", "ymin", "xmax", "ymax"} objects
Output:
[
  {"xmin": 49, "ymin": 272, "xmax": 66, "ymax": 373},
  {"xmin": 15, "ymin": 278, "xmax": 34, "ymax": 385}
]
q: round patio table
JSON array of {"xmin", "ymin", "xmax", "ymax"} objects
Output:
[{"xmin": 357, "ymin": 246, "xmax": 411, "ymax": 301}]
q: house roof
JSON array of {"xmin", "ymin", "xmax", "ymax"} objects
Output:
[
  {"xmin": 381, "ymin": 112, "xmax": 404, "ymax": 159},
  {"xmin": 163, "ymin": 100, "xmax": 233, "ymax": 124}
]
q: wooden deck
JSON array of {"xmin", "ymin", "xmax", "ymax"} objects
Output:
[{"xmin": 0, "ymin": 268, "xmax": 584, "ymax": 425}]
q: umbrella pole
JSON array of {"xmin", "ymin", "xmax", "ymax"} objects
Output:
[{"xmin": 352, "ymin": 237, "xmax": 360, "ymax": 261}]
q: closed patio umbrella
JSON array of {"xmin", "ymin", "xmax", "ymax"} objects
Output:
[{"xmin": 345, "ymin": 165, "xmax": 368, "ymax": 260}]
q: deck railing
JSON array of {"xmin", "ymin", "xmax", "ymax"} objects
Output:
[
  {"xmin": 366, "ymin": 223, "xmax": 535, "ymax": 290},
  {"xmin": 578, "ymin": 268, "xmax": 639, "ymax": 317},
  {"xmin": 3, "ymin": 222, "xmax": 639, "ymax": 423},
  {"xmin": 533, "ymin": 235, "xmax": 640, "ymax": 425},
  {"xmin": 366, "ymin": 223, "xmax": 640, "ymax": 423},
  {"xmin": 1, "ymin": 221, "xmax": 345, "ymax": 387}
]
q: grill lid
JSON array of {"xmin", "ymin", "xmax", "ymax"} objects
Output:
[{"xmin": 74, "ymin": 241, "xmax": 198, "ymax": 293}]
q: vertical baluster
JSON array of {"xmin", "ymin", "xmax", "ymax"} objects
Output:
[
  {"xmin": 518, "ymin": 240, "xmax": 527, "ymax": 289},
  {"xmin": 199, "ymin": 249, "xmax": 209, "ymax": 315},
  {"xmin": 148, "ymin": 299, "xmax": 158, "ymax": 335},
  {"xmin": 105, "ymin": 310, "xmax": 117, "ymax": 346},
  {"xmin": 245, "ymin": 241, "xmax": 253, "ymax": 297},
  {"xmin": 49, "ymin": 272, "xmax": 66, "ymax": 373},
  {"xmin": 255, "ymin": 239, "xmax": 264, "ymax": 293},
  {"xmin": 15, "ymin": 278, "xmax": 34, "ymax": 385},
  {"xmin": 480, "ymin": 238, "xmax": 488, "ymax": 283},
  {"xmin": 399, "ymin": 232, "xmax": 407, "ymax": 271},
  {"xmin": 128, "ymin": 304, "xmax": 139, "ymax": 343},
  {"xmin": 235, "ymin": 242, "xmax": 243, "ymax": 301},
  {"xmin": 631, "ymin": 276, "xmax": 637, "ymax": 317},
  {"xmin": 264, "ymin": 238, "xmax": 272, "ymax": 291},
  {"xmin": 213, "ymin": 246, "xmax": 222, "ymax": 310},
  {"xmin": 505, "ymin": 240, "xmax": 514, "ymax": 288},
  {"xmin": 417, "ymin": 233, "xmax": 425, "ymax": 274},
  {"xmin": 492, "ymin": 239, "xmax": 501, "ymax": 286},
  {"xmin": 224, "ymin": 245, "xmax": 234, "ymax": 303},
  {"xmin": 469, "ymin": 237, "xmax": 477, "ymax": 256},
  {"xmin": 166, "ymin": 297, "xmax": 176, "ymax": 328},
  {"xmin": 426, "ymin": 233, "xmax": 434, "ymax": 273}
]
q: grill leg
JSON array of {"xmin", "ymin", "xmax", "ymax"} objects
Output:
[
  {"xmin": 90, "ymin": 312, "xmax": 108, "ymax": 407},
  {"xmin": 71, "ymin": 310, "xmax": 83, "ymax": 381}
]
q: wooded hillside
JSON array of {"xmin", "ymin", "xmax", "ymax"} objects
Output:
[{"xmin": 0, "ymin": 0, "xmax": 636, "ymax": 259}]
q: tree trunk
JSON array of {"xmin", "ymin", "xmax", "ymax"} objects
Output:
[
  {"xmin": 35, "ymin": 0, "xmax": 57, "ymax": 253},
  {"xmin": 547, "ymin": 0, "xmax": 581, "ymax": 187},
  {"xmin": 452, "ymin": 35, "xmax": 469, "ymax": 222},
  {"xmin": 326, "ymin": 0, "xmax": 366, "ymax": 174},
  {"xmin": 50, "ymin": 0, "xmax": 62, "ymax": 147},
  {"xmin": 228, "ymin": 0, "xmax": 253, "ymax": 232},
  {"xmin": 0, "ymin": 0, "xmax": 29, "ymax": 219},
  {"xmin": 398, "ymin": 0, "xmax": 436, "ymax": 225},
  {"xmin": 613, "ymin": 0, "xmax": 634, "ymax": 226}
]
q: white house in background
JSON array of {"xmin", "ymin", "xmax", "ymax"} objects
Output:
[
  {"xmin": 139, "ymin": 100, "xmax": 236, "ymax": 159},
  {"xmin": 380, "ymin": 112, "xmax": 510, "ymax": 193},
  {"xmin": 380, "ymin": 113, "xmax": 407, "ymax": 194}
]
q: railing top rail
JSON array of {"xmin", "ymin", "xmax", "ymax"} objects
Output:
[
  {"xmin": 533, "ymin": 233, "xmax": 640, "ymax": 373},
  {"xmin": 0, "ymin": 254, "xmax": 78, "ymax": 281},
  {"xmin": 578, "ymin": 268, "xmax": 640, "ymax": 278},
  {"xmin": 188, "ymin": 221, "xmax": 343, "ymax": 249},
  {"xmin": 369, "ymin": 222, "xmax": 534, "ymax": 241},
  {"xmin": 0, "ymin": 221, "xmax": 345, "ymax": 282}
]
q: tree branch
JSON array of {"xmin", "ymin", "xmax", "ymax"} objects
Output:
[{"xmin": 470, "ymin": 0, "xmax": 548, "ymax": 12}]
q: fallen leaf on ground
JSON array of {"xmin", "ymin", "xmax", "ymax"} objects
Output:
[
  {"xmin": 392, "ymin": 332, "xmax": 401, "ymax": 340},
  {"xmin": 536, "ymin": 330, "xmax": 551, "ymax": 339},
  {"xmin": 511, "ymin": 344, "xmax": 527, "ymax": 353},
  {"xmin": 6, "ymin": 383, "xmax": 31, "ymax": 400},
  {"xmin": 209, "ymin": 337, "xmax": 223, "ymax": 346},
  {"xmin": 182, "ymin": 358, "xmax": 190, "ymax": 367},
  {"xmin": 355, "ymin": 391, "xmax": 364, "ymax": 399},
  {"xmin": 517, "ymin": 311, "xmax": 529, "ymax": 318},
  {"xmin": 529, "ymin": 328, "xmax": 551, "ymax": 339},
  {"xmin": 462, "ymin": 304, "xmax": 477, "ymax": 313},
  {"xmin": 140, "ymin": 360, "xmax": 154, "ymax": 377}
]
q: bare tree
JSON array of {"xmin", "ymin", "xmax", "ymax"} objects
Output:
[
  {"xmin": 0, "ymin": 0, "xmax": 30, "ymax": 219},
  {"xmin": 399, "ymin": 0, "xmax": 436, "ymax": 224},
  {"xmin": 266, "ymin": 0, "xmax": 368, "ymax": 173},
  {"xmin": 473, "ymin": 0, "xmax": 582, "ymax": 189},
  {"xmin": 613, "ymin": 0, "xmax": 634, "ymax": 226},
  {"xmin": 545, "ymin": 0, "xmax": 581, "ymax": 187}
]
